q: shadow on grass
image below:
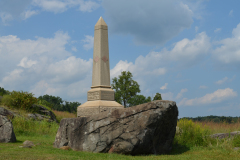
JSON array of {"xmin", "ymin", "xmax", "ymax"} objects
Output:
[{"xmin": 169, "ymin": 143, "xmax": 190, "ymax": 155}]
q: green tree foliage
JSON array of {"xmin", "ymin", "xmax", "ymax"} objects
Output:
[
  {"xmin": 180, "ymin": 115, "xmax": 240, "ymax": 124},
  {"xmin": 0, "ymin": 87, "xmax": 9, "ymax": 96},
  {"xmin": 1, "ymin": 91, "xmax": 38, "ymax": 112},
  {"xmin": 112, "ymin": 71, "xmax": 140, "ymax": 107},
  {"xmin": 128, "ymin": 95, "xmax": 151, "ymax": 107},
  {"xmin": 38, "ymin": 94, "xmax": 80, "ymax": 113},
  {"xmin": 153, "ymin": 92, "xmax": 162, "ymax": 100}
]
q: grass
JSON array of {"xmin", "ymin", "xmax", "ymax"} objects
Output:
[
  {"xmin": 52, "ymin": 110, "xmax": 76, "ymax": 122},
  {"xmin": 1, "ymin": 116, "xmax": 240, "ymax": 159}
]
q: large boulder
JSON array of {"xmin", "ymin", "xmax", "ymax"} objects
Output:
[
  {"xmin": 54, "ymin": 100, "xmax": 178, "ymax": 155},
  {"xmin": 0, "ymin": 115, "xmax": 16, "ymax": 143}
]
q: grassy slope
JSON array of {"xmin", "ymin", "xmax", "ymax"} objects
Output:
[{"xmin": 0, "ymin": 110, "xmax": 240, "ymax": 160}]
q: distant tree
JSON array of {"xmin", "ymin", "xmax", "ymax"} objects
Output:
[
  {"xmin": 0, "ymin": 87, "xmax": 9, "ymax": 96},
  {"xmin": 153, "ymin": 93, "xmax": 162, "ymax": 101},
  {"xmin": 38, "ymin": 94, "xmax": 63, "ymax": 110},
  {"xmin": 112, "ymin": 71, "xmax": 140, "ymax": 107},
  {"xmin": 128, "ymin": 95, "xmax": 151, "ymax": 107}
]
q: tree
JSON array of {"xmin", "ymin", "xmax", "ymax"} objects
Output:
[
  {"xmin": 38, "ymin": 94, "xmax": 81, "ymax": 113},
  {"xmin": 112, "ymin": 71, "xmax": 140, "ymax": 107},
  {"xmin": 0, "ymin": 87, "xmax": 9, "ymax": 96},
  {"xmin": 128, "ymin": 95, "xmax": 151, "ymax": 107},
  {"xmin": 153, "ymin": 93, "xmax": 162, "ymax": 100}
]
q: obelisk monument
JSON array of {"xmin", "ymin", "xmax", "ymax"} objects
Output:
[{"xmin": 77, "ymin": 17, "xmax": 124, "ymax": 117}]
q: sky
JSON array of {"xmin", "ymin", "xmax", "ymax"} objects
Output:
[{"xmin": 0, "ymin": 0, "xmax": 240, "ymax": 118}]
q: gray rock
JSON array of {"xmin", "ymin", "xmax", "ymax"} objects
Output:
[
  {"xmin": 0, "ymin": 107, "xmax": 15, "ymax": 119},
  {"xmin": 23, "ymin": 140, "xmax": 35, "ymax": 147},
  {"xmin": 210, "ymin": 131, "xmax": 240, "ymax": 139},
  {"xmin": 54, "ymin": 100, "xmax": 178, "ymax": 155},
  {"xmin": 0, "ymin": 115, "xmax": 16, "ymax": 143},
  {"xmin": 30, "ymin": 104, "xmax": 57, "ymax": 122}
]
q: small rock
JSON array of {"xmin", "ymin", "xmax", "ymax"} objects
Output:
[
  {"xmin": 23, "ymin": 140, "xmax": 34, "ymax": 147},
  {"xmin": 60, "ymin": 146, "xmax": 71, "ymax": 150},
  {"xmin": 234, "ymin": 147, "xmax": 239, "ymax": 151}
]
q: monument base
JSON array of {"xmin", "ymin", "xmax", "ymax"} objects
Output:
[{"xmin": 77, "ymin": 100, "xmax": 124, "ymax": 117}]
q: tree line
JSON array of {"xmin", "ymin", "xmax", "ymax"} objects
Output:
[{"xmin": 180, "ymin": 115, "xmax": 240, "ymax": 123}]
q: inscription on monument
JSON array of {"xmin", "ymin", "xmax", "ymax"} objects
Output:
[
  {"xmin": 101, "ymin": 91, "xmax": 114, "ymax": 100},
  {"xmin": 88, "ymin": 91, "xmax": 99, "ymax": 100}
]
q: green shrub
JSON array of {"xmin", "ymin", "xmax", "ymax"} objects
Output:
[
  {"xmin": 232, "ymin": 135, "xmax": 240, "ymax": 147},
  {"xmin": 1, "ymin": 91, "xmax": 38, "ymax": 112},
  {"xmin": 174, "ymin": 118, "xmax": 210, "ymax": 147},
  {"xmin": 12, "ymin": 117, "xmax": 59, "ymax": 136}
]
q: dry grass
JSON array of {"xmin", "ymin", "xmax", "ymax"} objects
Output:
[
  {"xmin": 195, "ymin": 121, "xmax": 240, "ymax": 134},
  {"xmin": 52, "ymin": 110, "xmax": 76, "ymax": 122}
]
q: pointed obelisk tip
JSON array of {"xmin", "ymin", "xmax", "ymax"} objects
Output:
[{"xmin": 95, "ymin": 16, "xmax": 107, "ymax": 26}]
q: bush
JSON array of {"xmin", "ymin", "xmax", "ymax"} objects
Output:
[
  {"xmin": 174, "ymin": 118, "xmax": 210, "ymax": 147},
  {"xmin": 1, "ymin": 91, "xmax": 38, "ymax": 112}
]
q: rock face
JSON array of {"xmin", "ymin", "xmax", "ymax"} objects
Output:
[
  {"xmin": 30, "ymin": 104, "xmax": 57, "ymax": 122},
  {"xmin": 210, "ymin": 131, "xmax": 240, "ymax": 139},
  {"xmin": 54, "ymin": 100, "xmax": 178, "ymax": 155},
  {"xmin": 0, "ymin": 115, "xmax": 16, "ymax": 143},
  {"xmin": 0, "ymin": 107, "xmax": 15, "ymax": 119}
]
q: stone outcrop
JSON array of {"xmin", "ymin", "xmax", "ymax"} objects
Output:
[
  {"xmin": 0, "ymin": 115, "xmax": 16, "ymax": 143},
  {"xmin": 30, "ymin": 104, "xmax": 57, "ymax": 122},
  {"xmin": 0, "ymin": 107, "xmax": 15, "ymax": 119},
  {"xmin": 210, "ymin": 131, "xmax": 240, "ymax": 139},
  {"xmin": 54, "ymin": 100, "xmax": 178, "ymax": 155}
]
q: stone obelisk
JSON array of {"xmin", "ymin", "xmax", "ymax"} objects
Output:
[{"xmin": 77, "ymin": 17, "xmax": 124, "ymax": 117}]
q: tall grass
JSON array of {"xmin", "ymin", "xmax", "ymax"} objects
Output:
[
  {"xmin": 12, "ymin": 117, "xmax": 59, "ymax": 136},
  {"xmin": 52, "ymin": 110, "xmax": 76, "ymax": 122},
  {"xmin": 174, "ymin": 119, "xmax": 240, "ymax": 148},
  {"xmin": 195, "ymin": 121, "xmax": 240, "ymax": 134},
  {"xmin": 174, "ymin": 118, "xmax": 211, "ymax": 147}
]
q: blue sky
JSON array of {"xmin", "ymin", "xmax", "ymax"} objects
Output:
[{"xmin": 0, "ymin": 0, "xmax": 240, "ymax": 118}]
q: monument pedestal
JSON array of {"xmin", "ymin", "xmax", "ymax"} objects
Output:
[
  {"xmin": 77, "ymin": 86, "xmax": 123, "ymax": 117},
  {"xmin": 77, "ymin": 100, "xmax": 123, "ymax": 117}
]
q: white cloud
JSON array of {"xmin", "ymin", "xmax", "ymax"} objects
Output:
[
  {"xmin": 79, "ymin": 0, "xmax": 100, "ymax": 12},
  {"xmin": 22, "ymin": 10, "xmax": 39, "ymax": 20},
  {"xmin": 102, "ymin": 0, "xmax": 193, "ymax": 45},
  {"xmin": 214, "ymin": 28, "xmax": 221, "ymax": 33},
  {"xmin": 18, "ymin": 57, "xmax": 38, "ymax": 68},
  {"xmin": 82, "ymin": 35, "xmax": 94, "ymax": 50},
  {"xmin": 216, "ymin": 77, "xmax": 228, "ymax": 85},
  {"xmin": 176, "ymin": 88, "xmax": 188, "ymax": 99},
  {"xmin": 110, "ymin": 32, "xmax": 210, "ymax": 93},
  {"xmin": 160, "ymin": 83, "xmax": 168, "ymax": 90},
  {"xmin": 0, "ymin": 12, "xmax": 13, "ymax": 25},
  {"xmin": 179, "ymin": 88, "xmax": 237, "ymax": 106},
  {"xmin": 32, "ymin": 0, "xmax": 100, "ymax": 13},
  {"xmin": 229, "ymin": 10, "xmax": 233, "ymax": 16},
  {"xmin": 71, "ymin": 46, "xmax": 77, "ymax": 52},
  {"xmin": 0, "ymin": 0, "xmax": 100, "ymax": 22},
  {"xmin": 212, "ymin": 23, "xmax": 240, "ymax": 65},
  {"xmin": 199, "ymin": 85, "xmax": 207, "ymax": 89},
  {"xmin": 0, "ymin": 31, "xmax": 92, "ymax": 102}
]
